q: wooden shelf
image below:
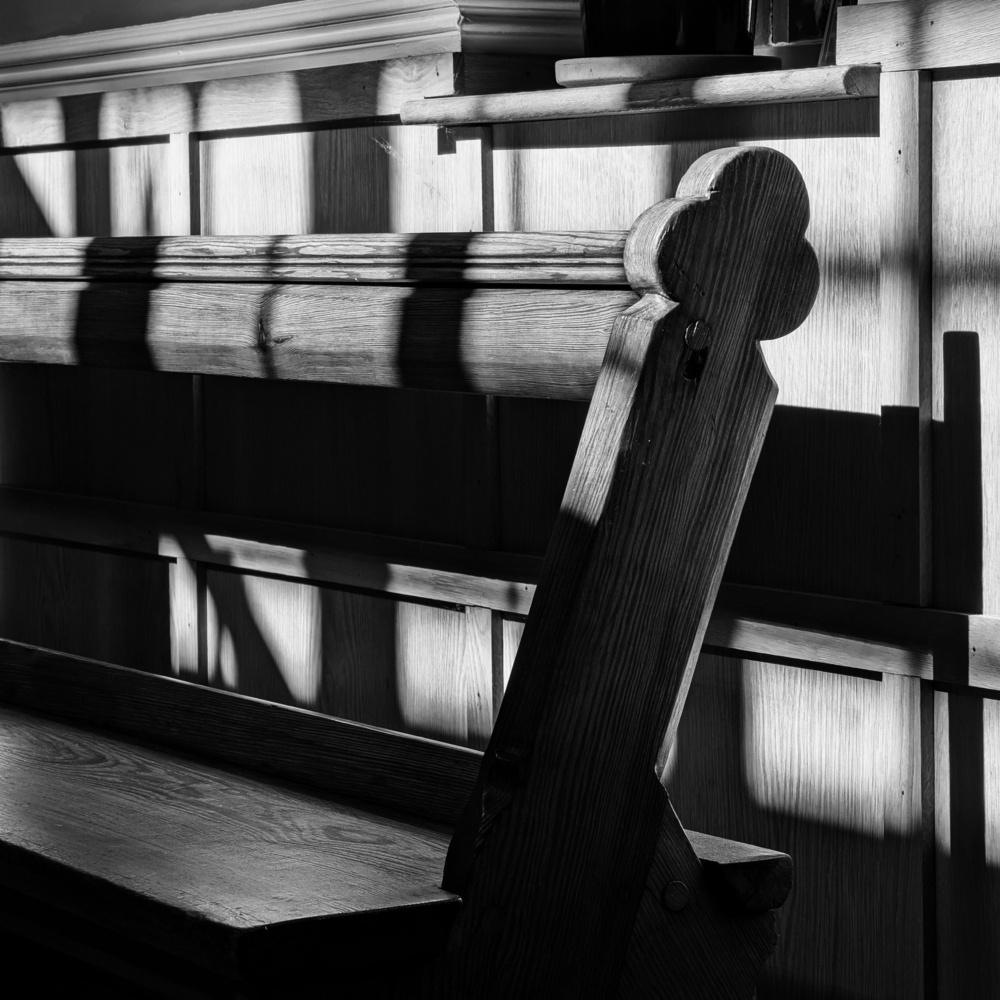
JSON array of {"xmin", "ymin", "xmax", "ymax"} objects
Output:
[{"xmin": 400, "ymin": 64, "xmax": 880, "ymax": 126}]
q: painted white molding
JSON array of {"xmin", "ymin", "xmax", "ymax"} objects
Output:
[
  {"xmin": 0, "ymin": 0, "xmax": 582, "ymax": 105},
  {"xmin": 0, "ymin": 0, "xmax": 461, "ymax": 103}
]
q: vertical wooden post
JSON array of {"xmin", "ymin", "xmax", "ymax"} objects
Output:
[{"xmin": 434, "ymin": 147, "xmax": 819, "ymax": 999}]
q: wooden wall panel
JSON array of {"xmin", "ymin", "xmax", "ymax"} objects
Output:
[
  {"xmin": 0, "ymin": 536, "xmax": 170, "ymax": 673},
  {"xmin": 201, "ymin": 123, "xmax": 483, "ymax": 236},
  {"xmin": 204, "ymin": 567, "xmax": 492, "ymax": 748},
  {"xmin": 0, "ymin": 136, "xmax": 191, "ymax": 674},
  {"xmin": 667, "ymin": 656, "xmax": 922, "ymax": 1000},
  {"xmin": 932, "ymin": 73, "xmax": 1000, "ymax": 615}
]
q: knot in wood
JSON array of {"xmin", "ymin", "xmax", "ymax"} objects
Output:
[
  {"xmin": 684, "ymin": 319, "xmax": 712, "ymax": 352},
  {"xmin": 623, "ymin": 146, "xmax": 819, "ymax": 346}
]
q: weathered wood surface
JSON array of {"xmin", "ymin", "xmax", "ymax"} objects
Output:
[
  {"xmin": 0, "ymin": 702, "xmax": 458, "ymax": 983},
  {"xmin": 0, "ymin": 232, "xmax": 629, "ymax": 285},
  {"xmin": 435, "ymin": 147, "xmax": 818, "ymax": 997},
  {"xmin": 0, "ymin": 280, "xmax": 632, "ymax": 399},
  {"xmin": 838, "ymin": 0, "xmax": 1000, "ymax": 73},
  {"xmin": 399, "ymin": 65, "xmax": 881, "ymax": 126}
]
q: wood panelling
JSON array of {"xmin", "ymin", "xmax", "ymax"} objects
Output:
[
  {"xmin": 0, "ymin": 536, "xmax": 170, "ymax": 672},
  {"xmin": 667, "ymin": 655, "xmax": 922, "ymax": 1000},
  {"xmin": 932, "ymin": 73, "xmax": 999, "ymax": 614},
  {"xmin": 201, "ymin": 123, "xmax": 483, "ymax": 236},
  {"xmin": 931, "ymin": 74, "xmax": 1000, "ymax": 988},
  {"xmin": 204, "ymin": 567, "xmax": 492, "ymax": 748}
]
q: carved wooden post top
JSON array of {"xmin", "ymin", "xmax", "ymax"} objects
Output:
[{"xmin": 625, "ymin": 145, "xmax": 818, "ymax": 346}]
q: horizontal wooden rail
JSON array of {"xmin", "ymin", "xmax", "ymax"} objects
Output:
[
  {"xmin": 0, "ymin": 233, "xmax": 630, "ymax": 287},
  {"xmin": 0, "ymin": 281, "xmax": 630, "ymax": 399},
  {"xmin": 400, "ymin": 64, "xmax": 880, "ymax": 126},
  {"xmin": 0, "ymin": 487, "xmax": 538, "ymax": 615},
  {"xmin": 0, "ymin": 487, "xmax": 996, "ymax": 687}
]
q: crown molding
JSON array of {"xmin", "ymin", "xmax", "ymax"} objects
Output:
[
  {"xmin": 0, "ymin": 0, "xmax": 461, "ymax": 104},
  {"xmin": 0, "ymin": 0, "xmax": 581, "ymax": 105}
]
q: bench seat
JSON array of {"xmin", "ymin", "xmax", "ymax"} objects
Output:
[{"xmin": 0, "ymin": 703, "xmax": 459, "ymax": 993}]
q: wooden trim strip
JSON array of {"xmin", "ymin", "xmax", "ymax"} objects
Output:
[
  {"xmin": 837, "ymin": 0, "xmax": 1000, "ymax": 73},
  {"xmin": 399, "ymin": 64, "xmax": 881, "ymax": 125},
  {"xmin": 709, "ymin": 583, "xmax": 1000, "ymax": 690},
  {"xmin": 0, "ymin": 0, "xmax": 462, "ymax": 104},
  {"xmin": 0, "ymin": 281, "xmax": 630, "ymax": 399},
  {"xmin": 0, "ymin": 233, "xmax": 629, "ymax": 286},
  {"xmin": 0, "ymin": 487, "xmax": 997, "ymax": 687},
  {"xmin": 0, "ymin": 487, "xmax": 540, "ymax": 615}
]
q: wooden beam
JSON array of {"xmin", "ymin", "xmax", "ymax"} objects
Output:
[
  {"xmin": 0, "ymin": 232, "xmax": 629, "ymax": 286},
  {"xmin": 0, "ymin": 280, "xmax": 632, "ymax": 399},
  {"xmin": 400, "ymin": 64, "xmax": 881, "ymax": 126},
  {"xmin": 838, "ymin": 0, "xmax": 1000, "ymax": 73}
]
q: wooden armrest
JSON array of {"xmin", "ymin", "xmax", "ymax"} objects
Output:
[{"xmin": 685, "ymin": 830, "xmax": 793, "ymax": 914}]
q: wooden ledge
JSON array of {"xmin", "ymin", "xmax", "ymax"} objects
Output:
[{"xmin": 399, "ymin": 64, "xmax": 881, "ymax": 126}]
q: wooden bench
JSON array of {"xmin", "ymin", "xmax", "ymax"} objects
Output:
[{"xmin": 0, "ymin": 145, "xmax": 817, "ymax": 998}]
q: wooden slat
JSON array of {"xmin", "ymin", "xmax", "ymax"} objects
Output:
[
  {"xmin": 0, "ymin": 232, "xmax": 629, "ymax": 285},
  {"xmin": 838, "ymin": 0, "xmax": 1000, "ymax": 73},
  {"xmin": 399, "ymin": 65, "xmax": 881, "ymax": 126},
  {"xmin": 0, "ymin": 702, "xmax": 458, "ymax": 983},
  {"xmin": 0, "ymin": 280, "xmax": 632, "ymax": 399}
]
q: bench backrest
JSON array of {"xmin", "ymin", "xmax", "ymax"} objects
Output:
[{"xmin": 0, "ymin": 144, "xmax": 818, "ymax": 997}]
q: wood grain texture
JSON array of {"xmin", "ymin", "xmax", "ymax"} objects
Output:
[
  {"xmin": 668, "ymin": 655, "xmax": 924, "ymax": 999},
  {"xmin": 3, "ymin": 486, "xmax": 1000, "ymax": 688},
  {"xmin": 0, "ymin": 280, "xmax": 631, "ymax": 399},
  {"xmin": 0, "ymin": 231, "xmax": 629, "ymax": 285},
  {"xmin": 932, "ymin": 74, "xmax": 999, "ymax": 615},
  {"xmin": 400, "ymin": 65, "xmax": 880, "ymax": 126},
  {"xmin": 0, "ymin": 639, "xmax": 482, "ymax": 826},
  {"xmin": 490, "ymin": 103, "xmax": 886, "ymax": 602},
  {"xmin": 437, "ymin": 148, "xmax": 818, "ymax": 997},
  {"xmin": 200, "ymin": 124, "xmax": 484, "ymax": 236},
  {"xmin": 203, "ymin": 568, "xmax": 493, "ymax": 748},
  {"xmin": 0, "ymin": 703, "xmax": 458, "ymax": 982},
  {"xmin": 838, "ymin": 0, "xmax": 1000, "ymax": 73}
]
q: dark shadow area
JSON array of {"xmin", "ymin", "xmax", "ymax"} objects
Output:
[
  {"xmin": 727, "ymin": 405, "xmax": 884, "ymax": 599},
  {"xmin": 934, "ymin": 331, "xmax": 983, "ymax": 614},
  {"xmin": 397, "ymin": 233, "xmax": 477, "ymax": 393}
]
